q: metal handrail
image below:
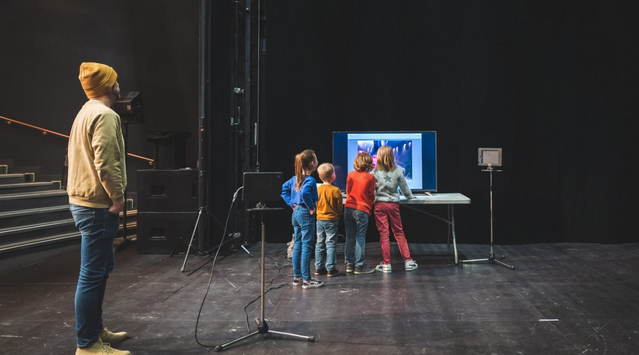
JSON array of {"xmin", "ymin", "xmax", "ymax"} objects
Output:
[{"xmin": 1, "ymin": 115, "xmax": 153, "ymax": 165}]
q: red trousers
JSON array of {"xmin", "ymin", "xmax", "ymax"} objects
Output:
[{"xmin": 374, "ymin": 201, "xmax": 412, "ymax": 264}]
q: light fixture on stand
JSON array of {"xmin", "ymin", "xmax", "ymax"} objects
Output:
[
  {"xmin": 462, "ymin": 148, "xmax": 514, "ymax": 269},
  {"xmin": 113, "ymin": 91, "xmax": 144, "ymax": 251}
]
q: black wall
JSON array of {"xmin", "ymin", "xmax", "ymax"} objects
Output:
[
  {"xmin": 262, "ymin": 2, "xmax": 639, "ymax": 244},
  {"xmin": 1, "ymin": 1, "xmax": 638, "ymax": 244},
  {"xmin": 0, "ymin": 1, "xmax": 201, "ymax": 190}
]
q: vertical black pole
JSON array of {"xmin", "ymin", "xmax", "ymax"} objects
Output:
[
  {"xmin": 197, "ymin": 0, "xmax": 212, "ymax": 252},
  {"xmin": 256, "ymin": 0, "xmax": 266, "ymax": 170},
  {"xmin": 243, "ymin": 0, "xmax": 252, "ymax": 173}
]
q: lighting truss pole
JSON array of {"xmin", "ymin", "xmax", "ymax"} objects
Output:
[{"xmin": 231, "ymin": 0, "xmax": 266, "ymax": 245}]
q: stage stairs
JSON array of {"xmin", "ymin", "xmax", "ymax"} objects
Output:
[{"xmin": 0, "ymin": 162, "xmax": 137, "ymax": 257}]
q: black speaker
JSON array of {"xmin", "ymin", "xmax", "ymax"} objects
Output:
[
  {"xmin": 146, "ymin": 130, "xmax": 190, "ymax": 169},
  {"xmin": 137, "ymin": 212, "xmax": 197, "ymax": 254},
  {"xmin": 137, "ymin": 169, "xmax": 197, "ymax": 212},
  {"xmin": 114, "ymin": 91, "xmax": 144, "ymax": 124}
]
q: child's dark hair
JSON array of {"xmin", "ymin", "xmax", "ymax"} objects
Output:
[
  {"xmin": 353, "ymin": 152, "xmax": 374, "ymax": 172},
  {"xmin": 295, "ymin": 149, "xmax": 316, "ymax": 190}
]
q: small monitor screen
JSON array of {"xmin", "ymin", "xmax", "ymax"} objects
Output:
[
  {"xmin": 332, "ymin": 131, "xmax": 437, "ymax": 192},
  {"xmin": 242, "ymin": 172, "xmax": 284, "ymax": 202}
]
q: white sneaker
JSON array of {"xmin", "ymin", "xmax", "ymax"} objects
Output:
[
  {"xmin": 302, "ymin": 278, "xmax": 324, "ymax": 289},
  {"xmin": 405, "ymin": 259, "xmax": 418, "ymax": 271},
  {"xmin": 375, "ymin": 262, "xmax": 392, "ymax": 273}
]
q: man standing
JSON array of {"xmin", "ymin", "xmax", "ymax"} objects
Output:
[{"xmin": 68, "ymin": 62, "xmax": 130, "ymax": 355}]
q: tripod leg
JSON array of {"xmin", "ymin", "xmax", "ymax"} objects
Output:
[
  {"xmin": 268, "ymin": 330, "xmax": 315, "ymax": 342},
  {"xmin": 214, "ymin": 331, "xmax": 260, "ymax": 352},
  {"xmin": 241, "ymin": 244, "xmax": 253, "ymax": 257},
  {"xmin": 461, "ymin": 258, "xmax": 490, "ymax": 263},
  {"xmin": 181, "ymin": 208, "xmax": 203, "ymax": 272},
  {"xmin": 494, "ymin": 259, "xmax": 515, "ymax": 269},
  {"xmin": 255, "ymin": 318, "xmax": 313, "ymax": 341}
]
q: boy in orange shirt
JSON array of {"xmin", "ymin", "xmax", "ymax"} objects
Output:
[
  {"xmin": 344, "ymin": 152, "xmax": 376, "ymax": 274},
  {"xmin": 314, "ymin": 163, "xmax": 343, "ymax": 277}
]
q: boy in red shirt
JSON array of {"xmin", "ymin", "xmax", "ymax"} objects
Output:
[{"xmin": 344, "ymin": 152, "xmax": 376, "ymax": 274}]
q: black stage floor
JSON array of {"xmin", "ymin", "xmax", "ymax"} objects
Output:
[{"xmin": 2, "ymin": 241, "xmax": 639, "ymax": 355}]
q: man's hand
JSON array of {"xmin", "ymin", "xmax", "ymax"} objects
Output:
[{"xmin": 109, "ymin": 203, "xmax": 124, "ymax": 214}]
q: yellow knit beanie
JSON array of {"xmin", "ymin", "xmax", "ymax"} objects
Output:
[{"xmin": 78, "ymin": 62, "xmax": 118, "ymax": 98}]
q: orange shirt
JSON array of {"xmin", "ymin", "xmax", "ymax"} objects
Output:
[
  {"xmin": 316, "ymin": 184, "xmax": 343, "ymax": 221},
  {"xmin": 345, "ymin": 170, "xmax": 375, "ymax": 214}
]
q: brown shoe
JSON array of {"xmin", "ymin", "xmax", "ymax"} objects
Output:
[
  {"xmin": 76, "ymin": 339, "xmax": 131, "ymax": 355},
  {"xmin": 314, "ymin": 268, "xmax": 327, "ymax": 275},
  {"xmin": 327, "ymin": 269, "xmax": 340, "ymax": 277},
  {"xmin": 99, "ymin": 327, "xmax": 127, "ymax": 343}
]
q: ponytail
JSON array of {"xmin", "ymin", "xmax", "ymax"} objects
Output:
[{"xmin": 294, "ymin": 149, "xmax": 316, "ymax": 190}]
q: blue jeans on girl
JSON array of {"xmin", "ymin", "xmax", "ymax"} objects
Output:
[
  {"xmin": 292, "ymin": 205, "xmax": 316, "ymax": 281},
  {"xmin": 344, "ymin": 207, "xmax": 368, "ymax": 266},
  {"xmin": 315, "ymin": 220, "xmax": 339, "ymax": 271},
  {"xmin": 70, "ymin": 204, "xmax": 120, "ymax": 348}
]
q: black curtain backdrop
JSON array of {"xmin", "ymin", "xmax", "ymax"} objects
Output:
[
  {"xmin": 262, "ymin": 1, "xmax": 639, "ymax": 244},
  {"xmin": 0, "ymin": 1, "xmax": 200, "ymax": 191},
  {"xmin": 1, "ymin": 1, "xmax": 637, "ymax": 245}
]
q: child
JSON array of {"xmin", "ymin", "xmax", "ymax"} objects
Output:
[
  {"xmin": 281, "ymin": 149, "xmax": 323, "ymax": 289},
  {"xmin": 344, "ymin": 152, "xmax": 376, "ymax": 274},
  {"xmin": 372, "ymin": 145, "xmax": 418, "ymax": 272},
  {"xmin": 314, "ymin": 163, "xmax": 343, "ymax": 277}
]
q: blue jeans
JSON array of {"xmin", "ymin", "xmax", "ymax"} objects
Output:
[
  {"xmin": 70, "ymin": 204, "xmax": 119, "ymax": 348},
  {"xmin": 344, "ymin": 208, "xmax": 369, "ymax": 266},
  {"xmin": 292, "ymin": 206, "xmax": 315, "ymax": 281},
  {"xmin": 315, "ymin": 220, "xmax": 339, "ymax": 271}
]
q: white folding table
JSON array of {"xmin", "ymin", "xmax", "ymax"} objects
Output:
[{"xmin": 399, "ymin": 193, "xmax": 470, "ymax": 265}]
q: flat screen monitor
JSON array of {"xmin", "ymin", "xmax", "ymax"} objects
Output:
[
  {"xmin": 242, "ymin": 172, "xmax": 284, "ymax": 202},
  {"xmin": 332, "ymin": 131, "xmax": 437, "ymax": 192}
]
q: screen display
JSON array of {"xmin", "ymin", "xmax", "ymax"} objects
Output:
[
  {"xmin": 242, "ymin": 172, "xmax": 284, "ymax": 202},
  {"xmin": 332, "ymin": 131, "xmax": 437, "ymax": 192}
]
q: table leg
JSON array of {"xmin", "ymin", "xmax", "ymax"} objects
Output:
[{"xmin": 451, "ymin": 205, "xmax": 458, "ymax": 265}]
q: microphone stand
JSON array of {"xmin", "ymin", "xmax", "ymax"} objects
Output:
[{"xmin": 214, "ymin": 203, "xmax": 315, "ymax": 351}]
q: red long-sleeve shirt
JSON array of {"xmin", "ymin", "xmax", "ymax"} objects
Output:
[{"xmin": 345, "ymin": 170, "xmax": 375, "ymax": 214}]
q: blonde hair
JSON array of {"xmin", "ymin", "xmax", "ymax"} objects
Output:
[
  {"xmin": 375, "ymin": 145, "xmax": 396, "ymax": 172},
  {"xmin": 353, "ymin": 152, "xmax": 373, "ymax": 172},
  {"xmin": 294, "ymin": 149, "xmax": 316, "ymax": 190},
  {"xmin": 317, "ymin": 163, "xmax": 334, "ymax": 182}
]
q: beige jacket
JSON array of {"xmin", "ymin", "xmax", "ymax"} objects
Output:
[{"xmin": 67, "ymin": 100, "xmax": 127, "ymax": 208}]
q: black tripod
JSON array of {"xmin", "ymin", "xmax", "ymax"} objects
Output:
[
  {"xmin": 177, "ymin": 205, "xmax": 249, "ymax": 274},
  {"xmin": 462, "ymin": 165, "xmax": 514, "ymax": 269},
  {"xmin": 214, "ymin": 206, "xmax": 315, "ymax": 352}
]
